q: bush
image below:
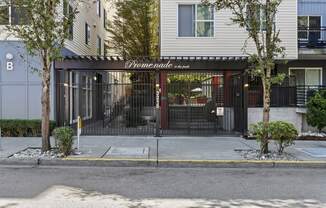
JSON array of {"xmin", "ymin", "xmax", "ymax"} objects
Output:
[
  {"xmin": 307, "ymin": 90, "xmax": 326, "ymax": 132},
  {"xmin": 269, "ymin": 121, "xmax": 298, "ymax": 154},
  {"xmin": 250, "ymin": 122, "xmax": 270, "ymax": 145},
  {"xmin": 52, "ymin": 127, "xmax": 74, "ymax": 156},
  {"xmin": 0, "ymin": 120, "xmax": 56, "ymax": 137},
  {"xmin": 250, "ymin": 121, "xmax": 298, "ymax": 154}
]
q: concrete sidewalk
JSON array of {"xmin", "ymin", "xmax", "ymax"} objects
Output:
[{"xmin": 1, "ymin": 136, "xmax": 326, "ymax": 161}]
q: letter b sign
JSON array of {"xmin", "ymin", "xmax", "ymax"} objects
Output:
[{"xmin": 6, "ymin": 61, "xmax": 13, "ymax": 71}]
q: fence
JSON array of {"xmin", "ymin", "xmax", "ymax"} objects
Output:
[
  {"xmin": 248, "ymin": 85, "xmax": 326, "ymax": 107},
  {"xmin": 298, "ymin": 27, "xmax": 326, "ymax": 48}
]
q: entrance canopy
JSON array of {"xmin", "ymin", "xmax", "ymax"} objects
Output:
[{"xmin": 54, "ymin": 56, "xmax": 248, "ymax": 71}]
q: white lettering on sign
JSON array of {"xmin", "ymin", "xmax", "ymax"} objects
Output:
[
  {"xmin": 216, "ymin": 107, "xmax": 224, "ymax": 116},
  {"xmin": 125, "ymin": 60, "xmax": 190, "ymax": 70},
  {"xmin": 156, "ymin": 89, "xmax": 160, "ymax": 109},
  {"xmin": 6, "ymin": 62, "xmax": 14, "ymax": 71}
]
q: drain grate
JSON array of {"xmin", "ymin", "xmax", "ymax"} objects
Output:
[{"xmin": 299, "ymin": 148, "xmax": 326, "ymax": 158}]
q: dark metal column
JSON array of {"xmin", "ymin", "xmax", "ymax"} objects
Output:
[{"xmin": 242, "ymin": 71, "xmax": 249, "ymax": 137}]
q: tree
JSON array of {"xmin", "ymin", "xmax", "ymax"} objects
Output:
[
  {"xmin": 306, "ymin": 90, "xmax": 326, "ymax": 132},
  {"xmin": 107, "ymin": 0, "xmax": 159, "ymax": 127},
  {"xmin": 3, "ymin": 0, "xmax": 78, "ymax": 152},
  {"xmin": 106, "ymin": 0, "xmax": 158, "ymax": 58},
  {"xmin": 204, "ymin": 0, "xmax": 286, "ymax": 154}
]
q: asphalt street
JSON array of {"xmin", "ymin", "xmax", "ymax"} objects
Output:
[{"xmin": 0, "ymin": 166, "xmax": 325, "ymax": 207}]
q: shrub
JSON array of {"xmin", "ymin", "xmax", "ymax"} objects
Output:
[
  {"xmin": 249, "ymin": 122, "xmax": 270, "ymax": 151},
  {"xmin": 269, "ymin": 121, "xmax": 298, "ymax": 155},
  {"xmin": 307, "ymin": 90, "xmax": 326, "ymax": 132},
  {"xmin": 0, "ymin": 120, "xmax": 56, "ymax": 137},
  {"xmin": 250, "ymin": 121, "xmax": 298, "ymax": 155},
  {"xmin": 52, "ymin": 127, "xmax": 74, "ymax": 156}
]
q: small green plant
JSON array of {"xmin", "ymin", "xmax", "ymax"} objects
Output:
[
  {"xmin": 269, "ymin": 121, "xmax": 298, "ymax": 155},
  {"xmin": 250, "ymin": 122, "xmax": 270, "ymax": 153},
  {"xmin": 52, "ymin": 127, "xmax": 74, "ymax": 157},
  {"xmin": 307, "ymin": 90, "xmax": 326, "ymax": 132}
]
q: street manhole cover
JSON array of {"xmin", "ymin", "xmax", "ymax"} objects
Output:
[
  {"xmin": 299, "ymin": 148, "xmax": 326, "ymax": 158},
  {"xmin": 105, "ymin": 147, "xmax": 150, "ymax": 159}
]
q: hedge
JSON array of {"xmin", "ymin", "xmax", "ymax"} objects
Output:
[{"xmin": 0, "ymin": 120, "xmax": 56, "ymax": 137}]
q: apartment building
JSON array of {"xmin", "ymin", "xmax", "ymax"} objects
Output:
[
  {"xmin": 0, "ymin": 0, "xmax": 110, "ymax": 120},
  {"xmin": 11, "ymin": 0, "xmax": 326, "ymax": 136}
]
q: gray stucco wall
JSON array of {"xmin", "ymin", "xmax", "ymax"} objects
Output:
[{"xmin": 0, "ymin": 41, "xmax": 55, "ymax": 120}]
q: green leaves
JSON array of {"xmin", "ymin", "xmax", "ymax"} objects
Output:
[
  {"xmin": 307, "ymin": 90, "xmax": 326, "ymax": 132},
  {"xmin": 5, "ymin": 0, "xmax": 78, "ymax": 63},
  {"xmin": 106, "ymin": 0, "xmax": 158, "ymax": 58}
]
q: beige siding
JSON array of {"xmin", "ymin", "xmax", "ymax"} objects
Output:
[
  {"xmin": 160, "ymin": 0, "xmax": 298, "ymax": 59},
  {"xmin": 0, "ymin": 0, "xmax": 111, "ymax": 56}
]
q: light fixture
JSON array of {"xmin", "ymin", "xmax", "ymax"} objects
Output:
[
  {"xmin": 93, "ymin": 76, "xmax": 97, "ymax": 81},
  {"xmin": 6, "ymin": 53, "xmax": 13, "ymax": 60}
]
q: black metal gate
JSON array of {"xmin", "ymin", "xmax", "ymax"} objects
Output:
[
  {"xmin": 161, "ymin": 72, "xmax": 243, "ymax": 136},
  {"xmin": 56, "ymin": 70, "xmax": 245, "ymax": 136}
]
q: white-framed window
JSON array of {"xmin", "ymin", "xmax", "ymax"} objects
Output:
[
  {"xmin": 289, "ymin": 68, "xmax": 323, "ymax": 86},
  {"xmin": 0, "ymin": 2, "xmax": 29, "ymax": 25},
  {"xmin": 63, "ymin": 0, "xmax": 74, "ymax": 40},
  {"xmin": 246, "ymin": 4, "xmax": 275, "ymax": 31},
  {"xmin": 178, "ymin": 4, "xmax": 214, "ymax": 37},
  {"xmin": 298, "ymin": 16, "xmax": 321, "ymax": 40},
  {"xmin": 85, "ymin": 22, "xmax": 91, "ymax": 45},
  {"xmin": 81, "ymin": 75, "xmax": 93, "ymax": 119},
  {"xmin": 96, "ymin": 0, "xmax": 101, "ymax": 17}
]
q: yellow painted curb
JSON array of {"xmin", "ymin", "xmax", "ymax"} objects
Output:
[{"xmin": 64, "ymin": 157, "xmax": 326, "ymax": 164}]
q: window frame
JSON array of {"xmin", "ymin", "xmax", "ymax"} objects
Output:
[
  {"xmin": 177, "ymin": 4, "xmax": 215, "ymax": 38},
  {"xmin": 0, "ymin": 4, "xmax": 10, "ymax": 25},
  {"xmin": 298, "ymin": 15, "xmax": 322, "ymax": 41},
  {"xmin": 289, "ymin": 67, "xmax": 323, "ymax": 86},
  {"xmin": 96, "ymin": 0, "xmax": 101, "ymax": 17},
  {"xmin": 85, "ymin": 22, "xmax": 91, "ymax": 45}
]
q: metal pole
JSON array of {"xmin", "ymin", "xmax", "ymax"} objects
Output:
[
  {"xmin": 155, "ymin": 71, "xmax": 161, "ymax": 137},
  {"xmin": 0, "ymin": 127, "xmax": 2, "ymax": 151}
]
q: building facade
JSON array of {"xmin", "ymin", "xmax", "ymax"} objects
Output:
[{"xmin": 0, "ymin": 0, "xmax": 110, "ymax": 120}]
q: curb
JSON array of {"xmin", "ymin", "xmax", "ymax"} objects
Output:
[
  {"xmin": 0, "ymin": 158, "xmax": 38, "ymax": 166},
  {"xmin": 43, "ymin": 158, "xmax": 326, "ymax": 169},
  {"xmin": 1, "ymin": 158, "xmax": 326, "ymax": 168}
]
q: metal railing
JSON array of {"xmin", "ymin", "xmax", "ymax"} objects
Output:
[
  {"xmin": 248, "ymin": 85, "xmax": 326, "ymax": 107},
  {"xmin": 298, "ymin": 27, "xmax": 326, "ymax": 48}
]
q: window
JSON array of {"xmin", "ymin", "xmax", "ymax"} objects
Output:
[
  {"xmin": 63, "ymin": 1, "xmax": 74, "ymax": 40},
  {"xmin": 97, "ymin": 36, "xmax": 102, "ymax": 55},
  {"xmin": 246, "ymin": 4, "xmax": 275, "ymax": 31},
  {"xmin": 0, "ymin": 5, "xmax": 9, "ymax": 25},
  {"xmin": 11, "ymin": 5, "xmax": 29, "ymax": 25},
  {"xmin": 85, "ymin": 23, "xmax": 90, "ymax": 45},
  {"xmin": 298, "ymin": 16, "xmax": 321, "ymax": 40},
  {"xmin": 289, "ymin": 68, "xmax": 322, "ymax": 86},
  {"xmin": 103, "ymin": 9, "xmax": 107, "ymax": 29},
  {"xmin": 81, "ymin": 75, "xmax": 93, "ymax": 119},
  {"xmin": 178, "ymin": 4, "xmax": 214, "ymax": 37},
  {"xmin": 97, "ymin": 0, "xmax": 101, "ymax": 17}
]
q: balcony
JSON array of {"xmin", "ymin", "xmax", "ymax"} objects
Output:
[{"xmin": 298, "ymin": 27, "xmax": 326, "ymax": 56}]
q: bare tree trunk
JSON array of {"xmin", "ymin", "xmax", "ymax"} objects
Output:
[
  {"xmin": 261, "ymin": 70, "xmax": 271, "ymax": 154},
  {"xmin": 41, "ymin": 52, "xmax": 51, "ymax": 152}
]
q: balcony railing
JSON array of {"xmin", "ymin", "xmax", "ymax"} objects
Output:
[
  {"xmin": 298, "ymin": 27, "xmax": 326, "ymax": 49},
  {"xmin": 249, "ymin": 85, "xmax": 326, "ymax": 107}
]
